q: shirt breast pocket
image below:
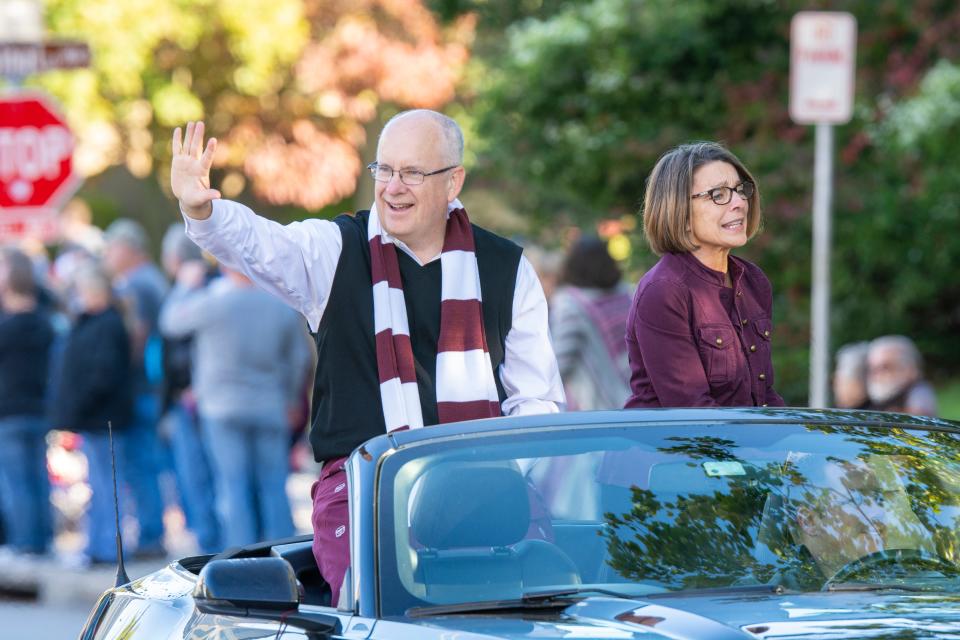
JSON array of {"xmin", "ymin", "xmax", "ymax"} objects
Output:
[
  {"xmin": 697, "ymin": 324, "xmax": 736, "ymax": 384},
  {"xmin": 751, "ymin": 318, "xmax": 773, "ymax": 356}
]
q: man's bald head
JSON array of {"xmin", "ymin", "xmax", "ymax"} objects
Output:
[{"xmin": 378, "ymin": 110, "xmax": 464, "ymax": 167}]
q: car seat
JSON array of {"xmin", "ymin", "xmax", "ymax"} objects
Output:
[{"xmin": 410, "ymin": 464, "xmax": 580, "ymax": 603}]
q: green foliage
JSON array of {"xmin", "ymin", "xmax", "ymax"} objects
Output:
[
  {"xmin": 937, "ymin": 380, "xmax": 960, "ymax": 421},
  {"xmin": 429, "ymin": 0, "xmax": 576, "ymax": 32},
  {"xmin": 832, "ymin": 59, "xmax": 960, "ymax": 375},
  {"xmin": 472, "ymin": 0, "xmax": 785, "ymax": 222},
  {"xmin": 37, "ymin": 0, "xmax": 307, "ymax": 179}
]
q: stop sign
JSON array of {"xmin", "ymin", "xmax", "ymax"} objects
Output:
[{"xmin": 0, "ymin": 92, "xmax": 80, "ymax": 239}]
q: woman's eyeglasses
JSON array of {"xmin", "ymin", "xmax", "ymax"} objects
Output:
[{"xmin": 691, "ymin": 180, "xmax": 755, "ymax": 205}]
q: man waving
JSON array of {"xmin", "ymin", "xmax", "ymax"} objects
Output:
[{"xmin": 170, "ymin": 110, "xmax": 564, "ymax": 604}]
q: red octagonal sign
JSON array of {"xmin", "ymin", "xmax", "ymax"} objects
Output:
[{"xmin": 0, "ymin": 92, "xmax": 81, "ymax": 240}]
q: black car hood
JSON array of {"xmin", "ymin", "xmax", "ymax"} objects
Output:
[{"xmin": 388, "ymin": 592, "xmax": 960, "ymax": 639}]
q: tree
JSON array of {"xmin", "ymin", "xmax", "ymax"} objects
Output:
[
  {"xmin": 470, "ymin": 0, "xmax": 786, "ymax": 224},
  {"xmin": 35, "ymin": 0, "xmax": 475, "ymax": 211},
  {"xmin": 832, "ymin": 60, "xmax": 960, "ymax": 371}
]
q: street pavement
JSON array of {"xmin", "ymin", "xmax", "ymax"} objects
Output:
[
  {"xmin": 0, "ymin": 600, "xmax": 93, "ymax": 640},
  {"xmin": 0, "ymin": 470, "xmax": 316, "ymax": 632}
]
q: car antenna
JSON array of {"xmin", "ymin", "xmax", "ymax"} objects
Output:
[{"xmin": 108, "ymin": 421, "xmax": 130, "ymax": 587}]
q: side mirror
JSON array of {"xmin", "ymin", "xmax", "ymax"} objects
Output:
[
  {"xmin": 194, "ymin": 558, "xmax": 339, "ymax": 638},
  {"xmin": 194, "ymin": 557, "xmax": 299, "ymax": 612}
]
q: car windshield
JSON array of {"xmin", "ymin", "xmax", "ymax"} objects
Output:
[{"xmin": 376, "ymin": 421, "xmax": 960, "ymax": 616}]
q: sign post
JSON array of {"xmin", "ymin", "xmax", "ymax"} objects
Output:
[
  {"xmin": 0, "ymin": 94, "xmax": 80, "ymax": 240},
  {"xmin": 789, "ymin": 11, "xmax": 857, "ymax": 408}
]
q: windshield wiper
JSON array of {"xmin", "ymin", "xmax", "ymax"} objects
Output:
[
  {"xmin": 826, "ymin": 582, "xmax": 924, "ymax": 593},
  {"xmin": 407, "ymin": 587, "xmax": 638, "ymax": 617},
  {"xmin": 646, "ymin": 583, "xmax": 785, "ymax": 598}
]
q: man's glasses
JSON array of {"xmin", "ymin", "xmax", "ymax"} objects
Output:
[
  {"xmin": 367, "ymin": 162, "xmax": 458, "ymax": 186},
  {"xmin": 691, "ymin": 180, "xmax": 755, "ymax": 205}
]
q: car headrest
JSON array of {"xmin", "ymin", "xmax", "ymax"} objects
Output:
[{"xmin": 411, "ymin": 465, "xmax": 531, "ymax": 549}]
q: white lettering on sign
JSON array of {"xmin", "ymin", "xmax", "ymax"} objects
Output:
[{"xmin": 0, "ymin": 125, "xmax": 74, "ymax": 182}]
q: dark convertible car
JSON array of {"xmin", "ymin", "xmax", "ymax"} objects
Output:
[{"xmin": 80, "ymin": 408, "xmax": 960, "ymax": 639}]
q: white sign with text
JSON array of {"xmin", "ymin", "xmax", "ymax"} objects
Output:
[{"xmin": 790, "ymin": 12, "xmax": 857, "ymax": 125}]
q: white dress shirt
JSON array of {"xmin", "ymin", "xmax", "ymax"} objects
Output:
[{"xmin": 184, "ymin": 199, "xmax": 564, "ymax": 416}]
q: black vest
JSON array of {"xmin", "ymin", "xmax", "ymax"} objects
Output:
[{"xmin": 309, "ymin": 211, "xmax": 523, "ymax": 462}]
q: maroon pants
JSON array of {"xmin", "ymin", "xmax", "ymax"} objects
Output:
[{"xmin": 311, "ymin": 456, "xmax": 350, "ymax": 606}]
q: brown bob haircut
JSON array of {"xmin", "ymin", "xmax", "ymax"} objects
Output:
[{"xmin": 642, "ymin": 142, "xmax": 762, "ymax": 256}]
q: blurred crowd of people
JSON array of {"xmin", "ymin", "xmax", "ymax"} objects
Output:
[{"xmin": 0, "ymin": 215, "xmax": 314, "ymax": 566}]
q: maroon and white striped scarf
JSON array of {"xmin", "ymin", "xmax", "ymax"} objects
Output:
[{"xmin": 368, "ymin": 199, "xmax": 502, "ymax": 431}]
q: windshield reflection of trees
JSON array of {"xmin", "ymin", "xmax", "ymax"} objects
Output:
[{"xmin": 601, "ymin": 428, "xmax": 960, "ymax": 591}]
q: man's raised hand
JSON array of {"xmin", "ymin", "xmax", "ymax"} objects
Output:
[{"xmin": 171, "ymin": 121, "xmax": 221, "ymax": 220}]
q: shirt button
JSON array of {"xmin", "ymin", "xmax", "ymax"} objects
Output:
[
  {"xmin": 762, "ymin": 403, "xmax": 768, "ymax": 407},
  {"xmin": 715, "ymin": 337, "xmax": 723, "ymax": 346},
  {"xmin": 736, "ymin": 290, "xmax": 743, "ymax": 297},
  {"xmin": 750, "ymin": 345, "xmax": 757, "ymax": 352},
  {"xmin": 764, "ymin": 330, "xmax": 770, "ymax": 337},
  {"xmin": 741, "ymin": 319, "xmax": 749, "ymax": 326},
  {"xmin": 758, "ymin": 373, "xmax": 766, "ymax": 381}
]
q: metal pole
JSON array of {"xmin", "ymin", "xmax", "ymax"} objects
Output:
[{"xmin": 809, "ymin": 123, "xmax": 834, "ymax": 407}]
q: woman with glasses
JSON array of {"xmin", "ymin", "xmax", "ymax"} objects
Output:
[{"xmin": 624, "ymin": 142, "xmax": 784, "ymax": 408}]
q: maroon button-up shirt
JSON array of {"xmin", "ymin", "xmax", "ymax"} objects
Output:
[{"xmin": 624, "ymin": 251, "xmax": 785, "ymax": 408}]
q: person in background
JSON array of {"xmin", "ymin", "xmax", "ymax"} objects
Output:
[
  {"xmin": 160, "ymin": 266, "xmax": 313, "ymax": 549},
  {"xmin": 157, "ymin": 223, "xmax": 220, "ymax": 553},
  {"xmin": 0, "ymin": 247, "xmax": 55, "ymax": 555},
  {"xmin": 102, "ymin": 219, "xmax": 168, "ymax": 558},
  {"xmin": 625, "ymin": 142, "xmax": 784, "ymax": 408},
  {"xmin": 866, "ymin": 335, "xmax": 938, "ymax": 417},
  {"xmin": 550, "ymin": 236, "xmax": 632, "ymax": 410},
  {"xmin": 59, "ymin": 198, "xmax": 105, "ymax": 256},
  {"xmin": 832, "ymin": 342, "xmax": 872, "ymax": 410},
  {"xmin": 17, "ymin": 240, "xmax": 63, "ymax": 323},
  {"xmin": 524, "ymin": 245, "xmax": 564, "ymax": 306},
  {"xmin": 50, "ymin": 264, "xmax": 134, "ymax": 565}
]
